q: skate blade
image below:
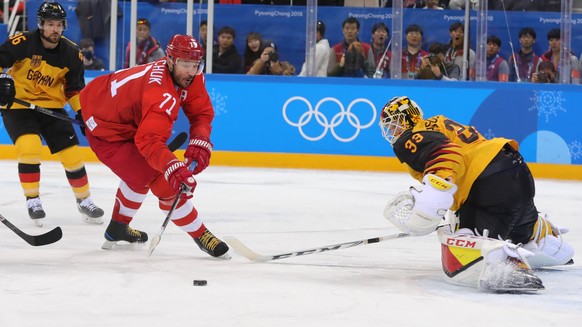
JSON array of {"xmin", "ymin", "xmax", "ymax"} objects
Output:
[
  {"xmin": 82, "ymin": 215, "xmax": 104, "ymax": 225},
  {"xmin": 215, "ymin": 252, "xmax": 232, "ymax": 260},
  {"xmin": 101, "ymin": 240, "xmax": 147, "ymax": 250},
  {"xmin": 33, "ymin": 218, "xmax": 44, "ymax": 227}
]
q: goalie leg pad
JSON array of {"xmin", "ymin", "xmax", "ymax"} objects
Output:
[
  {"xmin": 438, "ymin": 226, "xmax": 544, "ymax": 293},
  {"xmin": 523, "ymin": 214, "xmax": 574, "ymax": 269}
]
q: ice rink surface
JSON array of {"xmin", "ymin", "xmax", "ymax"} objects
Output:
[{"xmin": 0, "ymin": 160, "xmax": 580, "ymax": 327}]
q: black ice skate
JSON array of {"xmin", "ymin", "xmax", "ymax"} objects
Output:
[
  {"xmin": 102, "ymin": 220, "xmax": 148, "ymax": 250},
  {"xmin": 76, "ymin": 197, "xmax": 104, "ymax": 225},
  {"xmin": 194, "ymin": 229, "xmax": 231, "ymax": 259},
  {"xmin": 27, "ymin": 197, "xmax": 46, "ymax": 227}
]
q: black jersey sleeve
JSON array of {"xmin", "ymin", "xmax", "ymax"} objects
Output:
[{"xmin": 393, "ymin": 129, "xmax": 454, "ymax": 174}]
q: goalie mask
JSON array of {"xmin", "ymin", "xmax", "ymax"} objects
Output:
[{"xmin": 379, "ymin": 96, "xmax": 423, "ymax": 144}]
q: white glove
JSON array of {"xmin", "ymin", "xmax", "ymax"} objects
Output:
[{"xmin": 407, "ymin": 174, "xmax": 458, "ymax": 235}]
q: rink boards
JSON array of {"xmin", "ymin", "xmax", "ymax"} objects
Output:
[{"xmin": 1, "ymin": 73, "xmax": 581, "ymax": 180}]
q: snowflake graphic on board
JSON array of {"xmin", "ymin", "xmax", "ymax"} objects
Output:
[
  {"xmin": 569, "ymin": 140, "xmax": 582, "ymax": 160},
  {"xmin": 209, "ymin": 88, "xmax": 228, "ymax": 116},
  {"xmin": 528, "ymin": 90, "xmax": 566, "ymax": 122},
  {"xmin": 483, "ymin": 128, "xmax": 495, "ymax": 139}
]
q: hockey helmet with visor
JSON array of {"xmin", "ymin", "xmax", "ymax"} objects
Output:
[{"xmin": 379, "ymin": 96, "xmax": 423, "ymax": 144}]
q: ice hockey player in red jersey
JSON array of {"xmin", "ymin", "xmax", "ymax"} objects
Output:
[
  {"xmin": 380, "ymin": 96, "xmax": 574, "ymax": 292},
  {"xmin": 79, "ymin": 34, "xmax": 229, "ymax": 258}
]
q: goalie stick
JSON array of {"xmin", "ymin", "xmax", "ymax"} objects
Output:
[
  {"xmin": 224, "ymin": 233, "xmax": 410, "ymax": 262},
  {"xmin": 0, "ymin": 213, "xmax": 62, "ymax": 246}
]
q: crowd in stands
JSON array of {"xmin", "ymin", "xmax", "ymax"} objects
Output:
[{"xmin": 14, "ymin": 0, "xmax": 578, "ymax": 84}]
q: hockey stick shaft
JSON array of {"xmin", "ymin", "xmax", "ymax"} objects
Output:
[
  {"xmin": 224, "ymin": 232, "xmax": 410, "ymax": 262},
  {"xmin": 147, "ymin": 186, "xmax": 185, "ymax": 256},
  {"xmin": 13, "ymin": 98, "xmax": 84, "ymax": 125},
  {"xmin": 167, "ymin": 132, "xmax": 188, "ymax": 152},
  {"xmin": 0, "ymin": 213, "xmax": 62, "ymax": 246}
]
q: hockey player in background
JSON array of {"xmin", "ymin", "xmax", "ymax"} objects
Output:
[
  {"xmin": 0, "ymin": 1, "xmax": 104, "ymax": 226},
  {"xmin": 379, "ymin": 96, "xmax": 574, "ymax": 292},
  {"xmin": 79, "ymin": 34, "xmax": 229, "ymax": 258}
]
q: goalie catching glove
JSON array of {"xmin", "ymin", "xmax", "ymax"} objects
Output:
[{"xmin": 384, "ymin": 174, "xmax": 457, "ymax": 236}]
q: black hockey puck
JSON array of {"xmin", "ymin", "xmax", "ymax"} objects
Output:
[{"xmin": 193, "ymin": 280, "xmax": 207, "ymax": 286}]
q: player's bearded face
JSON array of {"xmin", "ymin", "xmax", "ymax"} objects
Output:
[
  {"xmin": 171, "ymin": 59, "xmax": 202, "ymax": 88},
  {"xmin": 41, "ymin": 19, "xmax": 65, "ymax": 44}
]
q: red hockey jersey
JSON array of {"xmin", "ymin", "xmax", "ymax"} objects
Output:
[{"xmin": 79, "ymin": 59, "xmax": 214, "ymax": 174}]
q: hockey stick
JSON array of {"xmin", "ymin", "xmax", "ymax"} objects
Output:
[
  {"xmin": 168, "ymin": 132, "xmax": 188, "ymax": 152},
  {"xmin": 12, "ymin": 98, "xmax": 84, "ymax": 125},
  {"xmin": 147, "ymin": 185, "xmax": 186, "ymax": 256},
  {"xmin": 224, "ymin": 233, "xmax": 410, "ymax": 262},
  {"xmin": 0, "ymin": 213, "xmax": 62, "ymax": 246},
  {"xmin": 148, "ymin": 159, "xmax": 197, "ymax": 256}
]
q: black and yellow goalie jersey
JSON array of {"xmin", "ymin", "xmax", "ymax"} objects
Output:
[
  {"xmin": 0, "ymin": 29, "xmax": 84, "ymax": 111},
  {"xmin": 393, "ymin": 115, "xmax": 519, "ymax": 211}
]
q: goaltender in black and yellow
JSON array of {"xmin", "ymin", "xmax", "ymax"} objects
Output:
[{"xmin": 0, "ymin": 2, "xmax": 104, "ymax": 226}]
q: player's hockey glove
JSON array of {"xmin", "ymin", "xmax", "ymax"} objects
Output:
[
  {"xmin": 164, "ymin": 159, "xmax": 197, "ymax": 199},
  {"xmin": 76, "ymin": 110, "xmax": 85, "ymax": 136},
  {"xmin": 0, "ymin": 73, "xmax": 15, "ymax": 109},
  {"xmin": 184, "ymin": 136, "xmax": 212, "ymax": 175}
]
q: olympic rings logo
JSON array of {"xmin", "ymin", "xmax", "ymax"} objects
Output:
[{"xmin": 282, "ymin": 96, "xmax": 377, "ymax": 142}]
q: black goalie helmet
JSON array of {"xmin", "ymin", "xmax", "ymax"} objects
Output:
[{"xmin": 37, "ymin": 2, "xmax": 67, "ymax": 30}]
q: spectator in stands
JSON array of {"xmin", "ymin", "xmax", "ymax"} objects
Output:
[
  {"xmin": 328, "ymin": 17, "xmax": 373, "ymax": 77},
  {"xmin": 448, "ymin": 0, "xmax": 477, "ymax": 9},
  {"xmin": 381, "ymin": 0, "xmax": 425, "ymax": 7},
  {"xmin": 445, "ymin": 22, "xmax": 475, "ymax": 80},
  {"xmin": 401, "ymin": 24, "xmax": 428, "ymax": 80},
  {"xmin": 247, "ymin": 40, "xmax": 295, "ymax": 76},
  {"xmin": 212, "ymin": 26, "xmax": 242, "ymax": 74},
  {"xmin": 540, "ymin": 28, "xmax": 580, "ymax": 84},
  {"xmin": 508, "ymin": 27, "xmax": 540, "ymax": 82},
  {"xmin": 485, "ymin": 35, "xmax": 509, "ymax": 82},
  {"xmin": 123, "ymin": 18, "xmax": 165, "ymax": 68},
  {"xmin": 75, "ymin": 0, "xmax": 112, "ymax": 40},
  {"xmin": 0, "ymin": 0, "xmax": 25, "ymax": 23},
  {"xmin": 532, "ymin": 61, "xmax": 557, "ymax": 83},
  {"xmin": 328, "ymin": 41, "xmax": 369, "ymax": 77},
  {"xmin": 424, "ymin": 0, "xmax": 444, "ymax": 9},
  {"xmin": 368, "ymin": 22, "xmax": 391, "ymax": 79},
  {"xmin": 199, "ymin": 20, "xmax": 213, "ymax": 52},
  {"xmin": 80, "ymin": 38, "xmax": 105, "ymax": 71},
  {"xmin": 242, "ymin": 32, "xmax": 262, "ymax": 73},
  {"xmin": 344, "ymin": 0, "xmax": 380, "ymax": 7},
  {"xmin": 299, "ymin": 20, "xmax": 331, "ymax": 77},
  {"xmin": 488, "ymin": 0, "xmax": 561, "ymax": 11},
  {"xmin": 416, "ymin": 42, "xmax": 459, "ymax": 81}
]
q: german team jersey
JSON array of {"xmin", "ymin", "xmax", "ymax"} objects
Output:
[
  {"xmin": 393, "ymin": 115, "xmax": 518, "ymax": 210},
  {"xmin": 0, "ymin": 29, "xmax": 84, "ymax": 111}
]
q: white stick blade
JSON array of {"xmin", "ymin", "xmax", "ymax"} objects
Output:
[
  {"xmin": 224, "ymin": 236, "xmax": 265, "ymax": 262},
  {"xmin": 148, "ymin": 235, "xmax": 161, "ymax": 256}
]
